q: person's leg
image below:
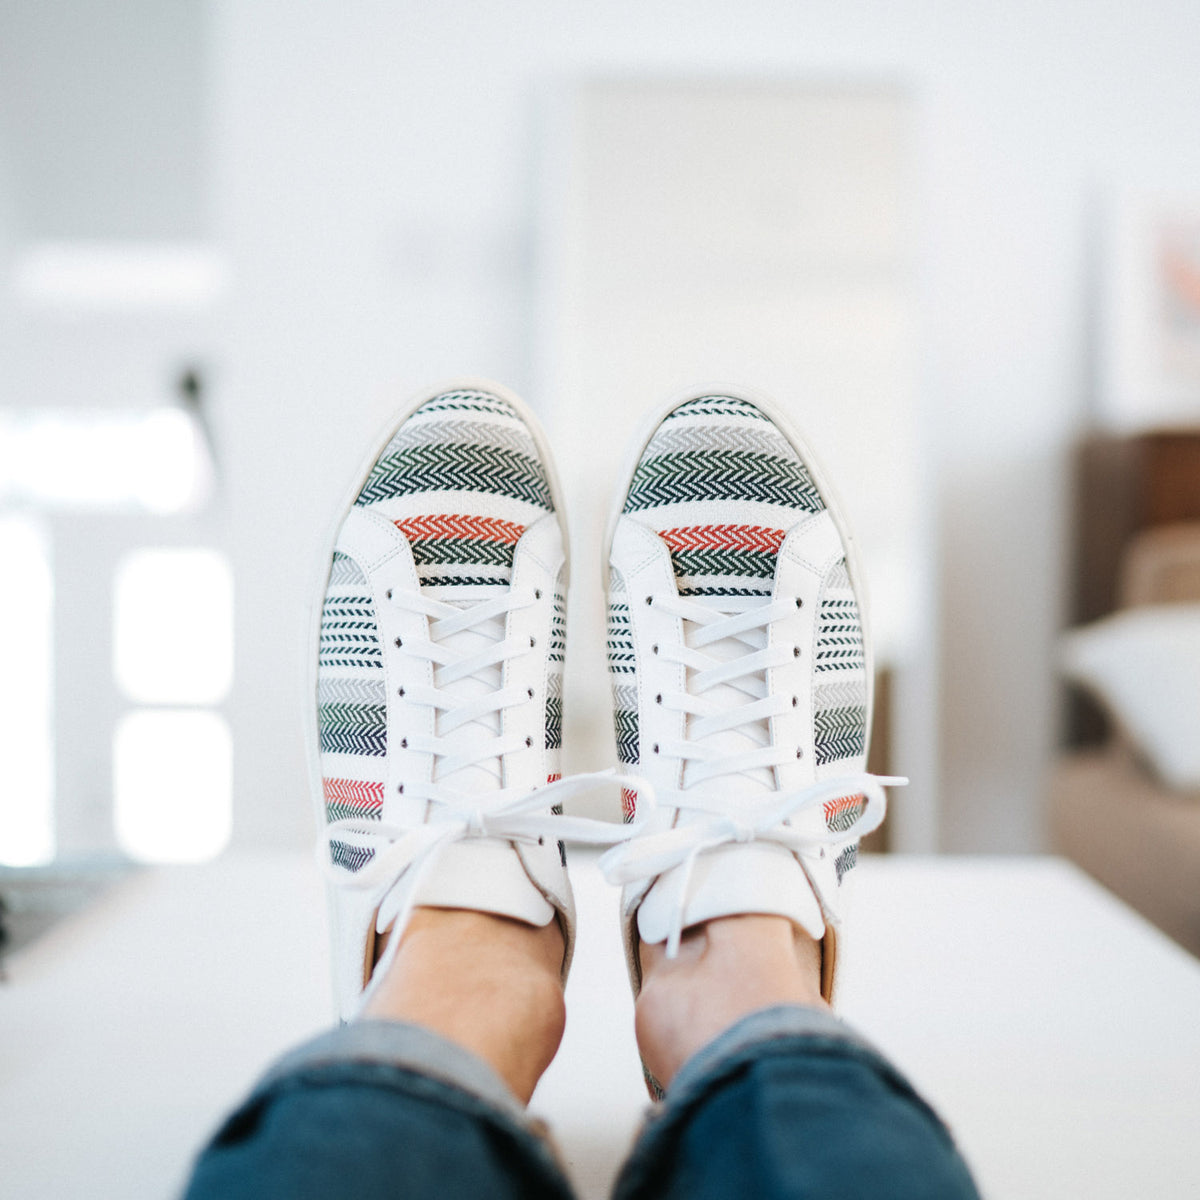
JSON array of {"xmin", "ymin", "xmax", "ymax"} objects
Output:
[
  {"xmin": 184, "ymin": 909, "xmax": 573, "ymax": 1200},
  {"xmin": 600, "ymin": 390, "xmax": 981, "ymax": 1199},
  {"xmin": 186, "ymin": 382, "xmax": 585, "ymax": 1200},
  {"xmin": 613, "ymin": 914, "xmax": 980, "ymax": 1200},
  {"xmin": 364, "ymin": 908, "xmax": 566, "ymax": 1104}
]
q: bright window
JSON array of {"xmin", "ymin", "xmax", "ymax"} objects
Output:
[
  {"xmin": 0, "ymin": 515, "xmax": 55, "ymax": 866},
  {"xmin": 114, "ymin": 548, "xmax": 233, "ymax": 705},
  {"xmin": 114, "ymin": 710, "xmax": 232, "ymax": 863},
  {"xmin": 0, "ymin": 408, "xmax": 211, "ymax": 514}
]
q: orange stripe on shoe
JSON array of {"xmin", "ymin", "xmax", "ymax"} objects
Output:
[
  {"xmin": 823, "ymin": 793, "xmax": 866, "ymax": 821},
  {"xmin": 657, "ymin": 524, "xmax": 787, "ymax": 554},
  {"xmin": 621, "ymin": 788, "xmax": 638, "ymax": 822},
  {"xmin": 394, "ymin": 514, "xmax": 526, "ymax": 545},
  {"xmin": 322, "ymin": 778, "xmax": 385, "ymax": 812}
]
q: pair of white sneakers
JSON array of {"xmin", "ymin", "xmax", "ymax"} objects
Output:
[{"xmin": 309, "ymin": 380, "xmax": 902, "ymax": 1024}]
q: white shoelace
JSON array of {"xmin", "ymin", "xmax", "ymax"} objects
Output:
[
  {"xmin": 597, "ymin": 588, "xmax": 907, "ymax": 956},
  {"xmin": 319, "ymin": 582, "xmax": 654, "ymax": 1002}
]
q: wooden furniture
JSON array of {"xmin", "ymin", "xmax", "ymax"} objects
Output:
[
  {"xmin": 1067, "ymin": 430, "xmax": 1200, "ymax": 744},
  {"xmin": 1053, "ymin": 429, "xmax": 1200, "ymax": 955}
]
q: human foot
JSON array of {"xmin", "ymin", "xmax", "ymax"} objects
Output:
[{"xmin": 634, "ymin": 913, "xmax": 826, "ymax": 1088}]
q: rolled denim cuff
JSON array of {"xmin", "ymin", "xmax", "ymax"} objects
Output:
[
  {"xmin": 667, "ymin": 1003, "xmax": 881, "ymax": 1103},
  {"xmin": 255, "ymin": 1019, "xmax": 527, "ymax": 1125}
]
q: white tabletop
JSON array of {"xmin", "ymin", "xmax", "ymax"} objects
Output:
[{"xmin": 2, "ymin": 852, "xmax": 1198, "ymax": 1199}]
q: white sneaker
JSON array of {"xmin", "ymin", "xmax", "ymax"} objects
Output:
[
  {"xmin": 308, "ymin": 380, "xmax": 630, "ymax": 1019},
  {"xmin": 599, "ymin": 388, "xmax": 905, "ymax": 1002}
]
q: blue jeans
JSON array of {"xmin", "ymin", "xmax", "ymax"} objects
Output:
[{"xmin": 184, "ymin": 1006, "xmax": 980, "ymax": 1200}]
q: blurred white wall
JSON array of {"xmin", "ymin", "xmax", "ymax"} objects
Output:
[{"xmin": 6, "ymin": 0, "xmax": 1200, "ymax": 854}]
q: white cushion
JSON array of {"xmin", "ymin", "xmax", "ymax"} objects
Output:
[{"xmin": 1059, "ymin": 605, "xmax": 1200, "ymax": 791}]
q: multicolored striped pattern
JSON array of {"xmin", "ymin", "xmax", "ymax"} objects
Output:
[
  {"xmin": 610, "ymin": 393, "xmax": 869, "ymax": 853},
  {"xmin": 606, "ymin": 568, "xmax": 639, "ymax": 820},
  {"xmin": 394, "ymin": 514, "xmax": 527, "ymax": 589},
  {"xmin": 547, "ymin": 585, "xmax": 566, "ymax": 753},
  {"xmin": 622, "ymin": 395, "xmax": 823, "ymax": 598},
  {"xmin": 812, "ymin": 560, "xmax": 868, "ymax": 826},
  {"xmin": 318, "ymin": 388, "xmax": 559, "ymax": 865}
]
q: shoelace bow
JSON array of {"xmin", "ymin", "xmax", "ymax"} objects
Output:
[
  {"xmin": 319, "ymin": 582, "xmax": 653, "ymax": 1004},
  {"xmin": 597, "ymin": 589, "xmax": 907, "ymax": 956}
]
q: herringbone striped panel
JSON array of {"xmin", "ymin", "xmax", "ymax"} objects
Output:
[
  {"xmin": 323, "ymin": 777, "xmax": 385, "ymax": 823},
  {"xmin": 643, "ymin": 423, "xmax": 798, "ymax": 461},
  {"xmin": 356, "ymin": 443, "xmax": 552, "ymax": 509},
  {"xmin": 607, "ymin": 569, "xmax": 640, "ymax": 818},
  {"xmin": 394, "ymin": 513, "xmax": 526, "ymax": 586},
  {"xmin": 545, "ymin": 693, "xmax": 563, "ymax": 751},
  {"xmin": 330, "ymin": 840, "xmax": 375, "ymax": 872},
  {"xmin": 549, "ymin": 590, "xmax": 566, "ymax": 664},
  {"xmin": 319, "ymin": 554, "xmax": 383, "ymax": 671},
  {"xmin": 812, "ymin": 554, "xmax": 869, "ymax": 846},
  {"xmin": 319, "ymin": 704, "xmax": 386, "ymax": 756},
  {"xmin": 822, "ymin": 793, "xmax": 867, "ymax": 835},
  {"xmin": 545, "ymin": 582, "xmax": 566, "ymax": 752},
  {"xmin": 318, "ymin": 543, "xmax": 386, "ymax": 869},
  {"xmin": 814, "ymin": 705, "xmax": 867, "ymax": 766},
  {"xmin": 625, "ymin": 450, "xmax": 822, "ymax": 512},
  {"xmin": 621, "ymin": 788, "xmax": 637, "ymax": 822},
  {"xmin": 611, "ymin": 393, "xmax": 873, "ymax": 861},
  {"xmin": 668, "ymin": 395, "xmax": 774, "ymax": 421},
  {"xmin": 655, "ymin": 524, "xmax": 790, "ymax": 597},
  {"xmin": 834, "ymin": 844, "xmax": 858, "ymax": 883},
  {"xmin": 416, "ymin": 389, "xmax": 530, "ymax": 420},
  {"xmin": 318, "ymin": 677, "xmax": 386, "ymax": 706},
  {"xmin": 816, "ymin": 600, "xmax": 866, "ymax": 674},
  {"xmin": 620, "ymin": 397, "xmax": 824, "ymax": 602},
  {"xmin": 613, "ymin": 709, "xmax": 639, "ymax": 765},
  {"xmin": 813, "ymin": 680, "xmax": 868, "ymax": 711},
  {"xmin": 659, "ymin": 524, "xmax": 787, "ymax": 554},
  {"xmin": 386, "ymin": 418, "xmax": 541, "ymax": 459},
  {"xmin": 607, "ymin": 596, "xmax": 635, "ymax": 675},
  {"xmin": 319, "ymin": 388, "xmax": 560, "ymax": 874}
]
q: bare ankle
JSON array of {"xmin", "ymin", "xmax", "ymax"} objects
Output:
[
  {"xmin": 634, "ymin": 914, "xmax": 827, "ymax": 1089},
  {"xmin": 363, "ymin": 908, "xmax": 566, "ymax": 1103}
]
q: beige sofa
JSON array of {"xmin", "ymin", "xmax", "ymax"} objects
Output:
[{"xmin": 1050, "ymin": 521, "xmax": 1200, "ymax": 958}]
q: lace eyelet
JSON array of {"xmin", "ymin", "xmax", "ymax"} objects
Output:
[
  {"xmin": 400, "ymin": 737, "xmax": 408, "ymax": 749},
  {"xmin": 397, "ymin": 784, "xmax": 404, "ymax": 794},
  {"xmin": 796, "ymin": 747, "xmax": 804, "ymax": 759},
  {"xmin": 527, "ymin": 687, "xmax": 534, "ymax": 699},
  {"xmin": 792, "ymin": 696, "xmax": 798, "ymax": 707},
  {"xmin": 529, "ymin": 635, "xmax": 536, "ymax": 647},
  {"xmin": 525, "ymin": 736, "xmax": 533, "ymax": 747},
  {"xmin": 398, "ymin": 687, "xmax": 405, "ymax": 697},
  {"xmin": 644, "ymin": 595, "xmax": 653, "ymax": 606},
  {"xmin": 386, "ymin": 588, "xmax": 393, "ymax": 599},
  {"xmin": 793, "ymin": 645, "xmax": 801, "ymax": 658},
  {"xmin": 655, "ymin": 693, "xmax": 662, "ymax": 705},
  {"xmin": 653, "ymin": 743, "xmax": 660, "ymax": 754},
  {"xmin": 652, "ymin": 644, "xmax": 659, "ymax": 655},
  {"xmin": 537, "ymin": 836, "xmax": 545, "ymax": 846},
  {"xmin": 535, "ymin": 588, "xmax": 542, "ymax": 600},
  {"xmin": 795, "ymin": 597, "xmax": 803, "ymax": 608},
  {"xmin": 394, "ymin": 637, "xmax": 403, "ymax": 648}
]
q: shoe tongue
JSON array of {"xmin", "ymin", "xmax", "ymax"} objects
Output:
[{"xmin": 684, "ymin": 594, "xmax": 775, "ymax": 796}]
